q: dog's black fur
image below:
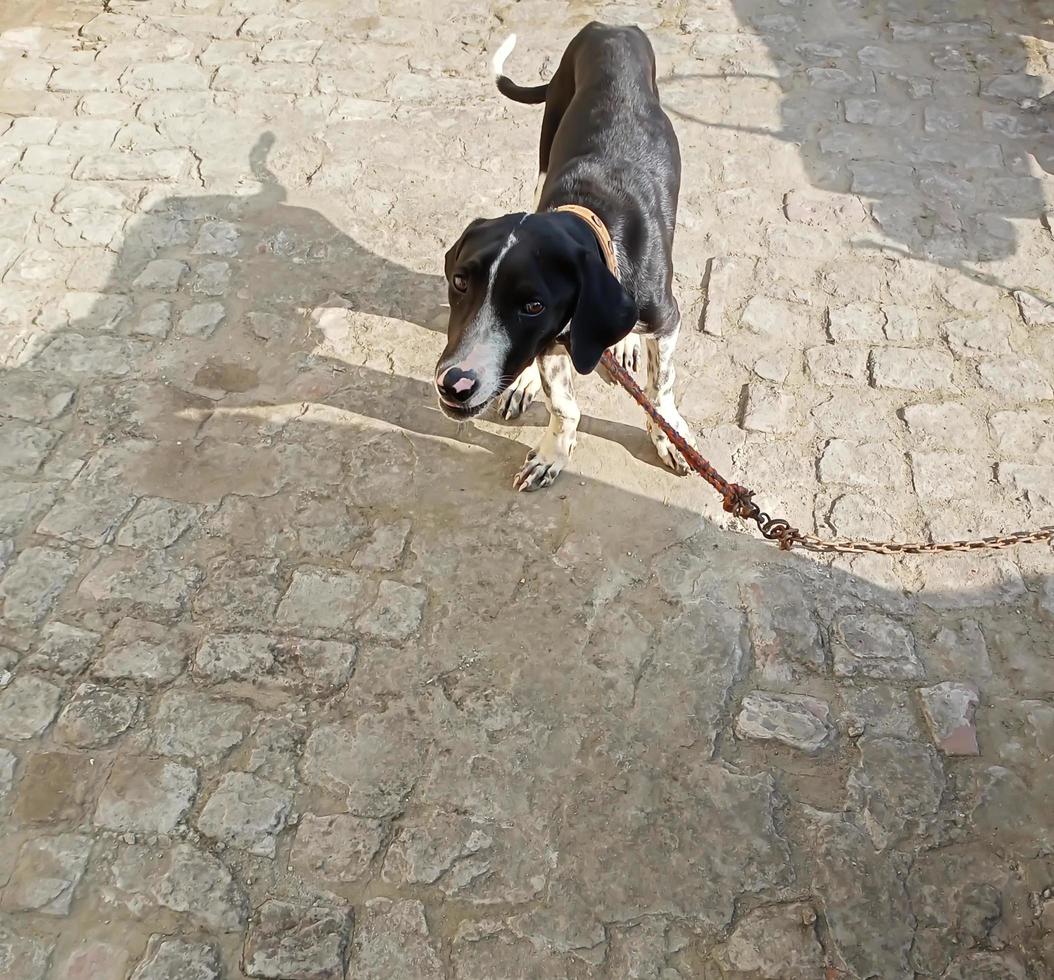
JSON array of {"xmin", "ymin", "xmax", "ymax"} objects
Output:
[
  {"xmin": 436, "ymin": 23, "xmax": 681, "ymax": 406},
  {"xmin": 436, "ymin": 23, "xmax": 692, "ymax": 489}
]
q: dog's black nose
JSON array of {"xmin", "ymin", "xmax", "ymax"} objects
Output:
[{"xmin": 437, "ymin": 366, "xmax": 478, "ymax": 403}]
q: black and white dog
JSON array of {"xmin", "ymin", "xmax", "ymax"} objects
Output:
[{"xmin": 435, "ymin": 22, "xmax": 698, "ymax": 491}]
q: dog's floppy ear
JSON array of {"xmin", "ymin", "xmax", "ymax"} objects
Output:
[
  {"xmin": 567, "ymin": 249, "xmax": 637, "ymax": 374},
  {"xmin": 444, "ymin": 218, "xmax": 486, "ymax": 279}
]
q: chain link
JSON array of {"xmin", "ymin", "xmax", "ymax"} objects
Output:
[{"xmin": 600, "ymin": 351, "xmax": 1054, "ymax": 557}]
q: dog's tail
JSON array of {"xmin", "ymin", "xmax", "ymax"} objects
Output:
[{"xmin": 492, "ymin": 34, "xmax": 548, "ymax": 105}]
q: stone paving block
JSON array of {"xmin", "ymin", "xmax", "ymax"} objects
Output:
[
  {"xmin": 243, "ymin": 899, "xmax": 352, "ymax": 980},
  {"xmin": 977, "ymin": 358, "xmax": 1053, "ymax": 401},
  {"xmin": 74, "ymin": 149, "xmax": 194, "ymax": 180},
  {"xmin": 0, "ymin": 420, "xmax": 60, "ymax": 476},
  {"xmin": 79, "ymin": 551, "xmax": 203, "ymax": 621},
  {"xmin": 0, "ymin": 674, "xmax": 63, "ymax": 737},
  {"xmin": 197, "ymin": 771, "xmax": 292, "ymax": 857},
  {"xmin": 918, "ymin": 682, "xmax": 980, "ymax": 755},
  {"xmin": 740, "ymin": 383, "xmax": 795, "ymax": 433},
  {"xmin": 713, "ymin": 902, "xmax": 824, "ymax": 978},
  {"xmin": 121, "ymin": 63, "xmax": 210, "ymax": 94},
  {"xmin": 178, "ymin": 301, "xmax": 226, "ymax": 338},
  {"xmin": 1, "ymin": 833, "xmax": 92, "ymax": 915},
  {"xmin": 349, "ymin": 898, "xmax": 443, "ymax": 980},
  {"xmin": 92, "ymin": 616, "xmax": 190, "ymax": 685},
  {"xmin": 352, "ymin": 520, "xmax": 412, "ymax": 571},
  {"xmin": 355, "ymin": 579, "xmax": 426, "ymax": 642},
  {"xmin": 1013, "ymin": 289, "xmax": 1054, "ymax": 326},
  {"xmin": 130, "ymin": 938, "xmax": 222, "ymax": 980},
  {"xmin": 941, "ymin": 315, "xmax": 1013, "ymax": 356},
  {"xmin": 213, "ymin": 63, "xmax": 317, "ymax": 95},
  {"xmin": 115, "ymin": 496, "xmax": 197, "ymax": 548},
  {"xmin": 276, "ymin": 567, "xmax": 364, "ymax": 635},
  {"xmin": 741, "ymin": 572, "xmax": 826, "ymax": 684},
  {"xmin": 94, "ymin": 757, "xmax": 198, "ymax": 833},
  {"xmin": 734, "ymin": 691, "xmax": 833, "ymax": 751},
  {"xmin": 110, "ymin": 841, "xmax": 248, "ymax": 932},
  {"xmin": 870, "ymin": 347, "xmax": 955, "ymax": 391},
  {"xmin": 818, "ymin": 438, "xmax": 906, "ymax": 488},
  {"xmin": 194, "ymin": 632, "xmax": 276, "ymax": 682},
  {"xmin": 910, "ymin": 451, "xmax": 991, "ymax": 499},
  {"xmin": 805, "ymin": 345, "xmax": 869, "ymax": 386},
  {"xmin": 1, "ymin": 546, "xmax": 78, "ymax": 627},
  {"xmin": 152, "ymin": 689, "xmax": 251, "ymax": 763},
  {"xmin": 37, "ymin": 488, "xmax": 138, "ymax": 547},
  {"xmin": 990, "ymin": 409, "xmax": 1054, "ymax": 463},
  {"xmin": 291, "ymin": 812, "xmax": 386, "ymax": 883},
  {"xmin": 831, "ymin": 613, "xmax": 924, "ymax": 680},
  {"xmin": 902, "ymin": 402, "xmax": 987, "ymax": 447},
  {"xmin": 54, "ymin": 682, "xmax": 138, "ymax": 748},
  {"xmin": 0, "ymin": 747, "xmax": 18, "ymax": 801}
]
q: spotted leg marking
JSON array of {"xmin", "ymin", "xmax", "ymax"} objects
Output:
[
  {"xmin": 645, "ymin": 325, "xmax": 697, "ymax": 475},
  {"xmin": 513, "ymin": 345, "xmax": 580, "ymax": 491},
  {"xmin": 498, "ymin": 360, "xmax": 542, "ymax": 420}
]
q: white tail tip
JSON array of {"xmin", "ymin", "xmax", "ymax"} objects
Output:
[{"xmin": 491, "ymin": 33, "xmax": 517, "ymax": 77}]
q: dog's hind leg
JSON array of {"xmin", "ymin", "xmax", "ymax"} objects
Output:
[{"xmin": 643, "ymin": 301, "xmax": 698, "ymax": 475}]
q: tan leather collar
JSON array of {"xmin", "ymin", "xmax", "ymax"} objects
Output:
[{"xmin": 553, "ymin": 204, "xmax": 619, "ymax": 279}]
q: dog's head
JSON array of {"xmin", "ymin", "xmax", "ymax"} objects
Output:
[{"xmin": 434, "ymin": 211, "xmax": 637, "ymax": 419}]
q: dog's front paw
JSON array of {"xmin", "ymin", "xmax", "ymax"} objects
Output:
[
  {"xmin": 648, "ymin": 417, "xmax": 695, "ymax": 476},
  {"xmin": 513, "ymin": 435, "xmax": 574, "ymax": 492},
  {"xmin": 499, "ymin": 363, "xmax": 542, "ymax": 420},
  {"xmin": 598, "ymin": 334, "xmax": 641, "ymax": 384}
]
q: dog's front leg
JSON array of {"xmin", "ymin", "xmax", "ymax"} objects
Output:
[
  {"xmin": 498, "ymin": 361, "xmax": 542, "ymax": 420},
  {"xmin": 513, "ymin": 345, "xmax": 580, "ymax": 492}
]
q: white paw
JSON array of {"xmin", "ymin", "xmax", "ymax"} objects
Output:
[
  {"xmin": 499, "ymin": 363, "xmax": 542, "ymax": 420},
  {"xmin": 611, "ymin": 333, "xmax": 641, "ymax": 373},
  {"xmin": 648, "ymin": 415, "xmax": 696, "ymax": 476},
  {"xmin": 513, "ymin": 433, "xmax": 574, "ymax": 492}
]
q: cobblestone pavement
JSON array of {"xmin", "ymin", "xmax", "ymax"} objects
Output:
[{"xmin": 1, "ymin": 0, "xmax": 1053, "ymax": 977}]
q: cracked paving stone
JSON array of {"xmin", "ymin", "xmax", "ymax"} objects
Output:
[
  {"xmin": 192, "ymin": 556, "xmax": 284, "ymax": 629},
  {"xmin": 0, "ymin": 420, "xmax": 60, "ymax": 476},
  {"xmin": 847, "ymin": 736, "xmax": 945, "ymax": 849},
  {"xmin": 193, "ymin": 220, "xmax": 242, "ymax": 256},
  {"xmin": 0, "ymin": 546, "xmax": 78, "ymax": 626},
  {"xmin": 0, "ymin": 921, "xmax": 53, "ymax": 980},
  {"xmin": 382, "ymin": 810, "xmax": 495, "ymax": 892},
  {"xmin": 110, "ymin": 841, "xmax": 248, "ymax": 932},
  {"xmin": 734, "ymin": 691, "xmax": 833, "ymax": 751},
  {"xmin": 13, "ymin": 752, "xmax": 102, "ymax": 826},
  {"xmin": 805, "ymin": 808, "xmax": 914, "ymax": 979},
  {"xmin": 0, "ymin": 676, "xmax": 63, "ymax": 739},
  {"xmin": 24, "ymin": 621, "xmax": 100, "ymax": 675},
  {"xmin": 349, "ymin": 898, "xmax": 443, "ymax": 980},
  {"xmin": 0, "ymin": 482, "xmax": 63, "ymax": 538},
  {"xmin": 243, "ymin": 899, "xmax": 352, "ymax": 980},
  {"xmin": 741, "ymin": 572, "xmax": 826, "ymax": 683},
  {"xmin": 301, "ymin": 706, "xmax": 427, "ymax": 818},
  {"xmin": 194, "ymin": 631, "xmax": 276, "ymax": 681},
  {"xmin": 1, "ymin": 372, "xmax": 75, "ymax": 422},
  {"xmin": 452, "ymin": 921, "xmax": 577, "ymax": 980},
  {"xmin": 115, "ymin": 497, "xmax": 197, "ymax": 549},
  {"xmin": 514, "ymin": 762, "xmax": 792, "ymax": 947},
  {"xmin": 276, "ymin": 566, "xmax": 364, "ymax": 635},
  {"xmin": 291, "ymin": 812, "xmax": 386, "ymax": 883},
  {"xmin": 192, "ymin": 260, "xmax": 231, "ymax": 296},
  {"xmin": 36, "ymin": 488, "xmax": 138, "ymax": 547},
  {"xmin": 928, "ymin": 619, "xmax": 992, "ymax": 679},
  {"xmin": 943, "ymin": 951, "xmax": 1028, "ymax": 980},
  {"xmin": 78, "ymin": 550, "xmax": 203, "ymax": 621},
  {"xmin": 0, "ymin": 833, "xmax": 92, "ymax": 915},
  {"xmin": 355, "ymin": 579, "xmax": 426, "ymax": 642},
  {"xmin": 94, "ymin": 757, "xmax": 198, "ymax": 833},
  {"xmin": 285, "ymin": 637, "xmax": 358, "ymax": 691},
  {"xmin": 132, "ymin": 258, "xmax": 187, "ymax": 290},
  {"xmin": 714, "ymin": 902, "xmax": 824, "ymax": 979},
  {"xmin": 130, "ymin": 938, "xmax": 221, "ymax": 980},
  {"xmin": 197, "ymin": 771, "xmax": 292, "ymax": 857},
  {"xmin": 352, "ymin": 519, "xmax": 412, "ymax": 571},
  {"xmin": 153, "ymin": 689, "xmax": 251, "ymax": 764},
  {"xmin": 246, "ymin": 714, "xmax": 306, "ymax": 785},
  {"xmin": 918, "ymin": 681, "xmax": 980, "ymax": 755},
  {"xmin": 841, "ymin": 685, "xmax": 923, "ymax": 740},
  {"xmin": 831, "ymin": 613, "xmax": 924, "ymax": 680},
  {"xmin": 54, "ymin": 682, "xmax": 138, "ymax": 747},
  {"xmin": 92, "ymin": 617, "xmax": 191, "ymax": 685}
]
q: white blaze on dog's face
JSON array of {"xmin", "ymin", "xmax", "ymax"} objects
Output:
[{"xmin": 435, "ymin": 212, "xmax": 638, "ymax": 420}]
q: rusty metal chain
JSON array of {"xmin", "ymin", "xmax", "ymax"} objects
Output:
[{"xmin": 600, "ymin": 350, "xmax": 1054, "ymax": 556}]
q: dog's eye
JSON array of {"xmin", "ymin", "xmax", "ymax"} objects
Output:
[
  {"xmin": 523, "ymin": 300, "xmax": 545, "ymax": 316},
  {"xmin": 452, "ymin": 273, "xmax": 468, "ymax": 293}
]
